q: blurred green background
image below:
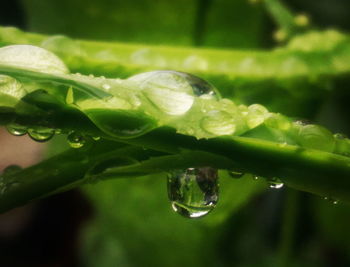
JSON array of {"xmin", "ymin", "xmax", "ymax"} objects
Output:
[{"xmin": 0, "ymin": 0, "xmax": 350, "ymax": 266}]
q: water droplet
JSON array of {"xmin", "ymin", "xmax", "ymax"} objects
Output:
[
  {"xmin": 264, "ymin": 113, "xmax": 291, "ymax": 130},
  {"xmin": 128, "ymin": 70, "xmax": 219, "ymax": 115},
  {"xmin": 67, "ymin": 132, "xmax": 86, "ymax": 148},
  {"xmin": 267, "ymin": 177, "xmax": 284, "ymax": 189},
  {"xmin": 296, "ymin": 124, "xmax": 335, "ymax": 152},
  {"xmin": 0, "ymin": 75, "xmax": 26, "ymax": 99},
  {"xmin": 246, "ymin": 104, "xmax": 269, "ymax": 128},
  {"xmin": 323, "ymin": 196, "xmax": 339, "ymax": 205},
  {"xmin": 253, "ymin": 175, "xmax": 260, "ymax": 180},
  {"xmin": 0, "ymin": 45, "xmax": 69, "ymax": 74},
  {"xmin": 85, "ymin": 109, "xmax": 156, "ymax": 139},
  {"xmin": 228, "ymin": 171, "xmax": 244, "ymax": 179},
  {"xmin": 201, "ymin": 110, "xmax": 236, "ymax": 135},
  {"xmin": 167, "ymin": 167, "xmax": 219, "ymax": 218},
  {"xmin": 28, "ymin": 127, "xmax": 55, "ymax": 142},
  {"xmin": 92, "ymin": 135, "xmax": 101, "ymax": 141},
  {"xmin": 6, "ymin": 124, "xmax": 27, "ymax": 136}
]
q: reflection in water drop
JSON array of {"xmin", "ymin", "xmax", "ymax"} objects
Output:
[
  {"xmin": 167, "ymin": 167, "xmax": 219, "ymax": 218},
  {"xmin": 28, "ymin": 127, "xmax": 55, "ymax": 142},
  {"xmin": 67, "ymin": 132, "xmax": 86, "ymax": 148},
  {"xmin": 6, "ymin": 124, "xmax": 27, "ymax": 136},
  {"xmin": 267, "ymin": 177, "xmax": 284, "ymax": 189}
]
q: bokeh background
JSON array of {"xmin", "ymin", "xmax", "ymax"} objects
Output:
[{"xmin": 0, "ymin": 0, "xmax": 350, "ymax": 266}]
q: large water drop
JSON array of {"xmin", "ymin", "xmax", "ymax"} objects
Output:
[
  {"xmin": 0, "ymin": 45, "xmax": 69, "ymax": 74},
  {"xmin": 129, "ymin": 70, "xmax": 219, "ymax": 116},
  {"xmin": 6, "ymin": 124, "xmax": 27, "ymax": 136},
  {"xmin": 167, "ymin": 167, "xmax": 219, "ymax": 218},
  {"xmin": 28, "ymin": 127, "xmax": 55, "ymax": 142}
]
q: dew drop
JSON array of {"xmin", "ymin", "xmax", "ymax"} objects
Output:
[
  {"xmin": 6, "ymin": 124, "xmax": 27, "ymax": 136},
  {"xmin": 28, "ymin": 127, "xmax": 55, "ymax": 142},
  {"xmin": 267, "ymin": 177, "xmax": 284, "ymax": 189},
  {"xmin": 201, "ymin": 110, "xmax": 236, "ymax": 136},
  {"xmin": 246, "ymin": 104, "xmax": 269, "ymax": 129},
  {"xmin": 323, "ymin": 196, "xmax": 339, "ymax": 205},
  {"xmin": 92, "ymin": 136, "xmax": 101, "ymax": 141},
  {"xmin": 128, "ymin": 70, "xmax": 219, "ymax": 116},
  {"xmin": 167, "ymin": 167, "xmax": 219, "ymax": 218},
  {"xmin": 228, "ymin": 171, "xmax": 244, "ymax": 179},
  {"xmin": 0, "ymin": 45, "xmax": 69, "ymax": 74},
  {"xmin": 296, "ymin": 124, "xmax": 335, "ymax": 152},
  {"xmin": 0, "ymin": 75, "xmax": 26, "ymax": 99},
  {"xmin": 67, "ymin": 132, "xmax": 86, "ymax": 148}
]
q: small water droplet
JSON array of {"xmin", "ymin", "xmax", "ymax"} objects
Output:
[
  {"xmin": 92, "ymin": 135, "xmax": 101, "ymax": 141},
  {"xmin": 323, "ymin": 196, "xmax": 339, "ymax": 205},
  {"xmin": 28, "ymin": 127, "xmax": 55, "ymax": 142},
  {"xmin": 253, "ymin": 175, "xmax": 260, "ymax": 180},
  {"xmin": 228, "ymin": 171, "xmax": 244, "ymax": 179},
  {"xmin": 167, "ymin": 167, "xmax": 219, "ymax": 218},
  {"xmin": 6, "ymin": 124, "xmax": 27, "ymax": 136},
  {"xmin": 267, "ymin": 177, "xmax": 284, "ymax": 189},
  {"xmin": 67, "ymin": 132, "xmax": 86, "ymax": 148}
]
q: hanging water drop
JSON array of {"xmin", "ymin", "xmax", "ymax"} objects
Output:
[
  {"xmin": 28, "ymin": 127, "xmax": 55, "ymax": 142},
  {"xmin": 228, "ymin": 170, "xmax": 244, "ymax": 179},
  {"xmin": 167, "ymin": 167, "xmax": 219, "ymax": 218},
  {"xmin": 6, "ymin": 124, "xmax": 27, "ymax": 136},
  {"xmin": 267, "ymin": 177, "xmax": 284, "ymax": 189},
  {"xmin": 67, "ymin": 132, "xmax": 86, "ymax": 148}
]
